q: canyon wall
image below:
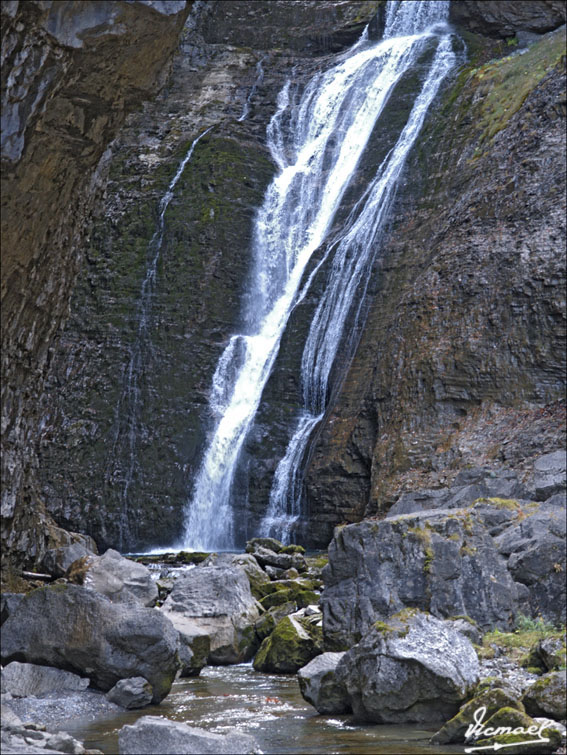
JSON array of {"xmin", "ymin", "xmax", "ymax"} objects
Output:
[{"xmin": 1, "ymin": 0, "xmax": 191, "ymax": 572}]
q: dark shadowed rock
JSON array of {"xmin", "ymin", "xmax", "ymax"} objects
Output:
[
  {"xmin": 118, "ymin": 715, "xmax": 260, "ymax": 754},
  {"xmin": 449, "ymin": 1, "xmax": 566, "ymax": 38},
  {"xmin": 297, "ymin": 652, "xmax": 350, "ymax": 714},
  {"xmin": 334, "ymin": 610, "xmax": 479, "ymax": 723},
  {"xmin": 0, "ymin": 584, "xmax": 180, "ymax": 703}
]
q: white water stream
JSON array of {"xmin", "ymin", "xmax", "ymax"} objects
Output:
[{"xmin": 182, "ymin": 1, "xmax": 456, "ymax": 550}]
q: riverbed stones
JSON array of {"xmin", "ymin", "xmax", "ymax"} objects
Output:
[
  {"xmin": 160, "ymin": 564, "xmax": 261, "ymax": 664},
  {"xmin": 522, "ymin": 671, "xmax": 567, "ymax": 720},
  {"xmin": 334, "ymin": 610, "xmax": 480, "ymax": 723},
  {"xmin": 1, "ymin": 701, "xmax": 97, "ymax": 754},
  {"xmin": 0, "ymin": 584, "xmax": 180, "ymax": 703},
  {"xmin": 1, "ymin": 662, "xmax": 90, "ymax": 698},
  {"xmin": 65, "ymin": 549, "xmax": 158, "ymax": 607},
  {"xmin": 253, "ymin": 613, "xmax": 323, "ymax": 674},
  {"xmin": 298, "ymin": 652, "xmax": 350, "ymax": 714},
  {"xmin": 118, "ymin": 715, "xmax": 260, "ymax": 754},
  {"xmin": 106, "ymin": 677, "xmax": 153, "ymax": 709}
]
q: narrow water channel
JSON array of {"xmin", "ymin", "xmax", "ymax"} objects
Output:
[{"xmin": 65, "ymin": 664, "xmax": 465, "ymax": 754}]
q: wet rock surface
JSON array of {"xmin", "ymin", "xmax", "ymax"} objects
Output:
[{"xmin": 297, "ymin": 651, "xmax": 350, "ymax": 714}]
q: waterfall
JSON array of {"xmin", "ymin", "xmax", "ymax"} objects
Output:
[
  {"xmin": 238, "ymin": 56, "xmax": 265, "ymax": 122},
  {"xmin": 106, "ymin": 126, "xmax": 213, "ymax": 548},
  {"xmin": 182, "ymin": 1, "xmax": 455, "ymax": 551}
]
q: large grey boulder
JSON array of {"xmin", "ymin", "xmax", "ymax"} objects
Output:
[
  {"xmin": 161, "ymin": 564, "xmax": 261, "ymax": 664},
  {"xmin": 335, "ymin": 610, "xmax": 479, "ymax": 723},
  {"xmin": 201, "ymin": 552, "xmax": 270, "ymax": 600},
  {"xmin": 106, "ymin": 677, "xmax": 153, "ymax": 709},
  {"xmin": 533, "ymin": 450, "xmax": 566, "ymax": 501},
  {"xmin": 322, "ymin": 507, "xmax": 522, "ymax": 648},
  {"xmin": 1, "ymin": 662, "xmax": 89, "ymax": 697},
  {"xmin": 166, "ymin": 614, "xmax": 210, "ymax": 677},
  {"xmin": 66, "ymin": 549, "xmax": 158, "ymax": 607},
  {"xmin": 1, "ymin": 584, "xmax": 180, "ymax": 703},
  {"xmin": 118, "ymin": 716, "xmax": 260, "ymax": 754},
  {"xmin": 298, "ymin": 652, "xmax": 350, "ymax": 714}
]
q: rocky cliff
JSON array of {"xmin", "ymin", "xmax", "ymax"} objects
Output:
[
  {"xmin": 1, "ymin": 0, "xmax": 191, "ymax": 574},
  {"xmin": 2, "ymin": 1, "xmax": 566, "ymax": 566},
  {"xmin": 305, "ymin": 15, "xmax": 566, "ymax": 545}
]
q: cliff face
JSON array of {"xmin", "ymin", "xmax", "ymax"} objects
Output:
[
  {"xmin": 34, "ymin": 1, "xmax": 382, "ymax": 552},
  {"xmin": 1, "ymin": 0, "xmax": 191, "ymax": 571},
  {"xmin": 305, "ymin": 23, "xmax": 566, "ymax": 544},
  {"xmin": 3, "ymin": 1, "xmax": 566, "ymax": 563}
]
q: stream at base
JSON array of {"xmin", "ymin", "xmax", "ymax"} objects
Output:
[{"xmin": 63, "ymin": 664, "xmax": 465, "ymax": 754}]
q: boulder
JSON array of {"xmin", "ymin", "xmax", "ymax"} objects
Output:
[
  {"xmin": 106, "ymin": 677, "xmax": 153, "ymax": 709},
  {"xmin": 253, "ymin": 613, "xmax": 323, "ymax": 673},
  {"xmin": 322, "ymin": 509, "xmax": 522, "ymax": 648},
  {"xmin": 66, "ymin": 549, "xmax": 158, "ymax": 607},
  {"xmin": 522, "ymin": 637, "xmax": 566, "ymax": 672},
  {"xmin": 522, "ymin": 671, "xmax": 567, "ymax": 720},
  {"xmin": 297, "ymin": 652, "xmax": 350, "ymax": 714},
  {"xmin": 0, "ymin": 594, "xmax": 25, "ymax": 625},
  {"xmin": 533, "ymin": 450, "xmax": 566, "ymax": 501},
  {"xmin": 431, "ymin": 686, "xmax": 524, "ymax": 744},
  {"xmin": 118, "ymin": 715, "xmax": 260, "ymax": 754},
  {"xmin": 1, "ymin": 584, "xmax": 180, "ymax": 703},
  {"xmin": 334, "ymin": 610, "xmax": 480, "ymax": 723},
  {"xmin": 1, "ymin": 662, "xmax": 89, "ymax": 697},
  {"xmin": 161, "ymin": 565, "xmax": 261, "ymax": 664}
]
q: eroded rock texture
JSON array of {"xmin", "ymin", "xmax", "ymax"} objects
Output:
[{"xmin": 1, "ymin": 0, "xmax": 191, "ymax": 573}]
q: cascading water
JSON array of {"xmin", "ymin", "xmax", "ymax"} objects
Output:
[
  {"xmin": 238, "ymin": 56, "xmax": 265, "ymax": 122},
  {"xmin": 183, "ymin": 1, "xmax": 456, "ymax": 551},
  {"xmin": 105, "ymin": 126, "xmax": 213, "ymax": 548}
]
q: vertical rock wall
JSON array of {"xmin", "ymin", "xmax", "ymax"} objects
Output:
[{"xmin": 1, "ymin": 0, "xmax": 191, "ymax": 572}]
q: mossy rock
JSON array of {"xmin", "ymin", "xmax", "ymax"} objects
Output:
[
  {"xmin": 522, "ymin": 671, "xmax": 567, "ymax": 720},
  {"xmin": 474, "ymin": 708, "xmax": 562, "ymax": 755},
  {"xmin": 253, "ymin": 614, "xmax": 323, "ymax": 674},
  {"xmin": 431, "ymin": 687, "xmax": 524, "ymax": 744},
  {"xmin": 259, "ymin": 587, "xmax": 296, "ymax": 609},
  {"xmin": 254, "ymin": 611, "xmax": 276, "ymax": 643},
  {"xmin": 176, "ymin": 551, "xmax": 210, "ymax": 565},
  {"xmin": 246, "ymin": 537, "xmax": 283, "ymax": 554},
  {"xmin": 280, "ymin": 544, "xmax": 305, "ymax": 555},
  {"xmin": 522, "ymin": 637, "xmax": 567, "ymax": 672}
]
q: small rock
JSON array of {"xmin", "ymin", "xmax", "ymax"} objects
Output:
[
  {"xmin": 533, "ymin": 450, "xmax": 566, "ymax": 501},
  {"xmin": 106, "ymin": 677, "xmax": 153, "ymax": 709},
  {"xmin": 245, "ymin": 537, "xmax": 283, "ymax": 553}
]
